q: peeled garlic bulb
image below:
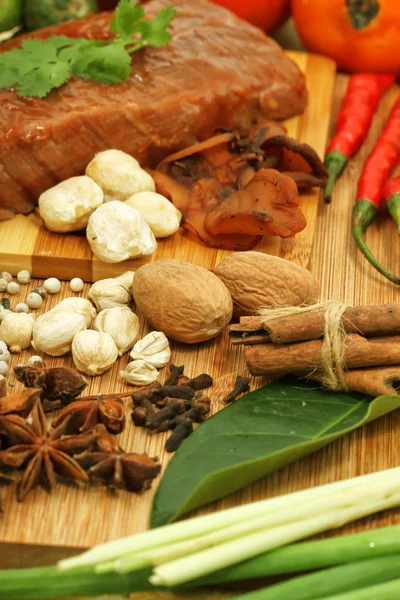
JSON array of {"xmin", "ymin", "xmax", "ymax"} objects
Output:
[
  {"xmin": 33, "ymin": 311, "xmax": 88, "ymax": 356},
  {"xmin": 87, "ymin": 201, "xmax": 157, "ymax": 263},
  {"xmin": 94, "ymin": 306, "xmax": 139, "ymax": 356},
  {"xmin": 0, "ymin": 313, "xmax": 35, "ymax": 353},
  {"xmin": 49, "ymin": 297, "xmax": 96, "ymax": 327},
  {"xmin": 88, "ymin": 272, "xmax": 134, "ymax": 311},
  {"xmin": 125, "ymin": 192, "xmax": 181, "ymax": 238},
  {"xmin": 72, "ymin": 330, "xmax": 119, "ymax": 376},
  {"xmin": 130, "ymin": 331, "xmax": 171, "ymax": 368},
  {"xmin": 120, "ymin": 359, "xmax": 158, "ymax": 386},
  {"xmin": 86, "ymin": 149, "xmax": 155, "ymax": 202}
]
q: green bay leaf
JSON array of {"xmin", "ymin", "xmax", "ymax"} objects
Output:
[{"xmin": 150, "ymin": 378, "xmax": 400, "ymax": 528}]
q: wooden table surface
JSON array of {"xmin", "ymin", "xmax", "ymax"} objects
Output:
[{"xmin": 2, "ymin": 72, "xmax": 400, "ymax": 598}]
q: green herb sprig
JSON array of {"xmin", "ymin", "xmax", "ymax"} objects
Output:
[{"xmin": 0, "ymin": 0, "xmax": 177, "ymax": 98}]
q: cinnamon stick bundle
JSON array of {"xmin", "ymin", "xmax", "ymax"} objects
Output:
[
  {"xmin": 245, "ymin": 334, "xmax": 400, "ymax": 377},
  {"xmin": 230, "ymin": 303, "xmax": 400, "ymax": 346},
  {"xmin": 309, "ymin": 367, "xmax": 400, "ymax": 397}
]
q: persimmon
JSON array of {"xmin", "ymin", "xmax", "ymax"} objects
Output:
[
  {"xmin": 292, "ymin": 0, "xmax": 400, "ymax": 73},
  {"xmin": 211, "ymin": 0, "xmax": 290, "ymax": 33}
]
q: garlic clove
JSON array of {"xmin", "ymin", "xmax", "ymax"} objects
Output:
[
  {"xmin": 88, "ymin": 272, "xmax": 134, "ymax": 311},
  {"xmin": 94, "ymin": 306, "xmax": 139, "ymax": 356},
  {"xmin": 125, "ymin": 191, "xmax": 181, "ymax": 238},
  {"xmin": 130, "ymin": 331, "xmax": 171, "ymax": 368},
  {"xmin": 86, "ymin": 201, "xmax": 157, "ymax": 263},
  {"xmin": 49, "ymin": 297, "xmax": 97, "ymax": 327},
  {"xmin": 120, "ymin": 359, "xmax": 158, "ymax": 386},
  {"xmin": 0, "ymin": 313, "xmax": 35, "ymax": 353},
  {"xmin": 33, "ymin": 311, "xmax": 88, "ymax": 356},
  {"xmin": 72, "ymin": 330, "xmax": 119, "ymax": 376},
  {"xmin": 86, "ymin": 149, "xmax": 155, "ymax": 202}
]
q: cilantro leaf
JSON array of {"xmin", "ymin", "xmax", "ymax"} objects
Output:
[
  {"xmin": 72, "ymin": 42, "xmax": 131, "ymax": 85},
  {"xmin": 17, "ymin": 61, "xmax": 71, "ymax": 99},
  {"xmin": 110, "ymin": 0, "xmax": 145, "ymax": 42},
  {"xmin": 140, "ymin": 6, "xmax": 177, "ymax": 47}
]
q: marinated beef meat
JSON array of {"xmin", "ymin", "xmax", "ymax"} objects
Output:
[{"xmin": 0, "ymin": 0, "xmax": 307, "ymax": 220}]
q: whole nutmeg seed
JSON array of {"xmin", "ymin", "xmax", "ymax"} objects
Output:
[
  {"xmin": 72, "ymin": 330, "xmax": 119, "ymax": 376},
  {"xmin": 132, "ymin": 259, "xmax": 233, "ymax": 344}
]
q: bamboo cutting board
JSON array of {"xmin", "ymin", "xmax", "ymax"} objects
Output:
[
  {"xmin": 0, "ymin": 52, "xmax": 335, "ymax": 281},
  {"xmin": 0, "ymin": 52, "xmax": 336, "ymax": 556}
]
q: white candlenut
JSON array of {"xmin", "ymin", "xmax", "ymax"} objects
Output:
[
  {"xmin": 72, "ymin": 330, "xmax": 119, "ymax": 376},
  {"xmin": 38, "ymin": 176, "xmax": 104, "ymax": 233},
  {"xmin": 33, "ymin": 310, "xmax": 88, "ymax": 356},
  {"xmin": 94, "ymin": 306, "xmax": 139, "ymax": 356},
  {"xmin": 130, "ymin": 331, "xmax": 171, "ymax": 368},
  {"xmin": 26, "ymin": 292, "xmax": 43, "ymax": 309},
  {"xmin": 87, "ymin": 201, "xmax": 157, "ymax": 263},
  {"xmin": 125, "ymin": 191, "xmax": 182, "ymax": 238},
  {"xmin": 49, "ymin": 297, "xmax": 96, "ymax": 327},
  {"xmin": 120, "ymin": 359, "xmax": 158, "ymax": 386},
  {"xmin": 0, "ymin": 340, "xmax": 10, "ymax": 363},
  {"xmin": 88, "ymin": 272, "xmax": 134, "ymax": 311},
  {"xmin": 0, "ymin": 312, "xmax": 35, "ymax": 353},
  {"xmin": 44, "ymin": 278, "xmax": 61, "ymax": 294},
  {"xmin": 86, "ymin": 149, "xmax": 155, "ymax": 202},
  {"xmin": 70, "ymin": 278, "xmax": 84, "ymax": 293},
  {"xmin": 17, "ymin": 270, "xmax": 31, "ymax": 284}
]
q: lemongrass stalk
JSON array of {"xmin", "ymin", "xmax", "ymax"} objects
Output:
[
  {"xmin": 116, "ymin": 475, "xmax": 399, "ymax": 573},
  {"xmin": 311, "ymin": 577, "xmax": 400, "ymax": 600},
  {"xmin": 150, "ymin": 492, "xmax": 400, "ymax": 587},
  {"xmin": 195, "ymin": 524, "xmax": 400, "ymax": 586},
  {"xmin": 57, "ymin": 467, "xmax": 400, "ymax": 572},
  {"xmin": 233, "ymin": 555, "xmax": 400, "ymax": 600}
]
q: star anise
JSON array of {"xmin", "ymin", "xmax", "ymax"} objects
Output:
[
  {"xmin": 0, "ymin": 389, "xmax": 41, "ymax": 418},
  {"xmin": 0, "ymin": 401, "xmax": 98, "ymax": 501},
  {"xmin": 14, "ymin": 366, "xmax": 87, "ymax": 405},
  {"xmin": 52, "ymin": 394, "xmax": 126, "ymax": 435},
  {"xmin": 76, "ymin": 428, "xmax": 161, "ymax": 492}
]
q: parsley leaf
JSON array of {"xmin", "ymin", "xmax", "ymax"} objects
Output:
[{"xmin": 0, "ymin": 0, "xmax": 177, "ymax": 98}]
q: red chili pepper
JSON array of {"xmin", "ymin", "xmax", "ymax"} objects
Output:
[
  {"xmin": 352, "ymin": 95, "xmax": 400, "ymax": 285},
  {"xmin": 324, "ymin": 73, "xmax": 395, "ymax": 202},
  {"xmin": 382, "ymin": 176, "xmax": 400, "ymax": 234}
]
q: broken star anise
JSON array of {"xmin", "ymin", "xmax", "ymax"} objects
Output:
[
  {"xmin": 76, "ymin": 428, "xmax": 161, "ymax": 492},
  {"xmin": 52, "ymin": 394, "xmax": 126, "ymax": 435},
  {"xmin": 0, "ymin": 389, "xmax": 41, "ymax": 418},
  {"xmin": 0, "ymin": 401, "xmax": 98, "ymax": 501}
]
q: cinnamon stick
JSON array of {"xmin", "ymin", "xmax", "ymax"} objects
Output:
[
  {"xmin": 231, "ymin": 303, "xmax": 400, "ymax": 346},
  {"xmin": 245, "ymin": 334, "xmax": 400, "ymax": 377},
  {"xmin": 309, "ymin": 367, "xmax": 400, "ymax": 397}
]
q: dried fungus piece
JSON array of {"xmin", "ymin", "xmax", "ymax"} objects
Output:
[
  {"xmin": 0, "ymin": 402, "xmax": 97, "ymax": 501},
  {"xmin": 76, "ymin": 429, "xmax": 161, "ymax": 492},
  {"xmin": 52, "ymin": 395, "xmax": 126, "ymax": 435},
  {"xmin": 14, "ymin": 366, "xmax": 87, "ymax": 404}
]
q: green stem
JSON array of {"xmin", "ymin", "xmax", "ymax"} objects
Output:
[
  {"xmin": 313, "ymin": 577, "xmax": 400, "ymax": 600},
  {"xmin": 324, "ymin": 150, "xmax": 348, "ymax": 203},
  {"xmin": 194, "ymin": 524, "xmax": 400, "ymax": 585},
  {"xmin": 233, "ymin": 555, "xmax": 400, "ymax": 600},
  {"xmin": 352, "ymin": 198, "xmax": 400, "ymax": 285},
  {"xmin": 387, "ymin": 193, "xmax": 400, "ymax": 234}
]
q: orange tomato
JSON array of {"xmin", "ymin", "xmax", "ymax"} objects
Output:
[
  {"xmin": 211, "ymin": 0, "xmax": 291, "ymax": 33},
  {"xmin": 292, "ymin": 0, "xmax": 400, "ymax": 73}
]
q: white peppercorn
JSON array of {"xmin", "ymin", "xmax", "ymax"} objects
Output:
[
  {"xmin": 0, "ymin": 298, "xmax": 10, "ymax": 310},
  {"xmin": 27, "ymin": 355, "xmax": 45, "ymax": 368},
  {"xmin": 15, "ymin": 303, "xmax": 29, "ymax": 313},
  {"xmin": 44, "ymin": 278, "xmax": 61, "ymax": 294},
  {"xmin": 0, "ymin": 309, "xmax": 11, "ymax": 323},
  {"xmin": 69, "ymin": 277, "xmax": 84, "ymax": 293},
  {"xmin": 0, "ymin": 340, "xmax": 9, "ymax": 363},
  {"xmin": 0, "ymin": 279, "xmax": 7, "ymax": 292},
  {"xmin": 0, "ymin": 272, "xmax": 12, "ymax": 283},
  {"xmin": 17, "ymin": 270, "xmax": 31, "ymax": 284},
  {"xmin": 7, "ymin": 281, "xmax": 20, "ymax": 295},
  {"xmin": 26, "ymin": 292, "xmax": 43, "ymax": 309},
  {"xmin": 31, "ymin": 286, "xmax": 47, "ymax": 300},
  {"xmin": 0, "ymin": 362, "xmax": 8, "ymax": 376}
]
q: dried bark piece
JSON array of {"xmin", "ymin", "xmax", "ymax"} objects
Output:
[
  {"xmin": 14, "ymin": 366, "xmax": 87, "ymax": 404},
  {"xmin": 0, "ymin": 401, "xmax": 96, "ymax": 501},
  {"xmin": 76, "ymin": 430, "xmax": 160, "ymax": 492},
  {"xmin": 52, "ymin": 395, "xmax": 126, "ymax": 435}
]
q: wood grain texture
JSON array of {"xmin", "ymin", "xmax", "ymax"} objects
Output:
[{"xmin": 0, "ymin": 52, "xmax": 335, "ymax": 282}]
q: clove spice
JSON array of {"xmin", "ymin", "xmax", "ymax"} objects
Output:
[{"xmin": 223, "ymin": 376, "xmax": 251, "ymax": 403}]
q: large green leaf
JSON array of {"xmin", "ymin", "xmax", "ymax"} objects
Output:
[{"xmin": 150, "ymin": 378, "xmax": 400, "ymax": 528}]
